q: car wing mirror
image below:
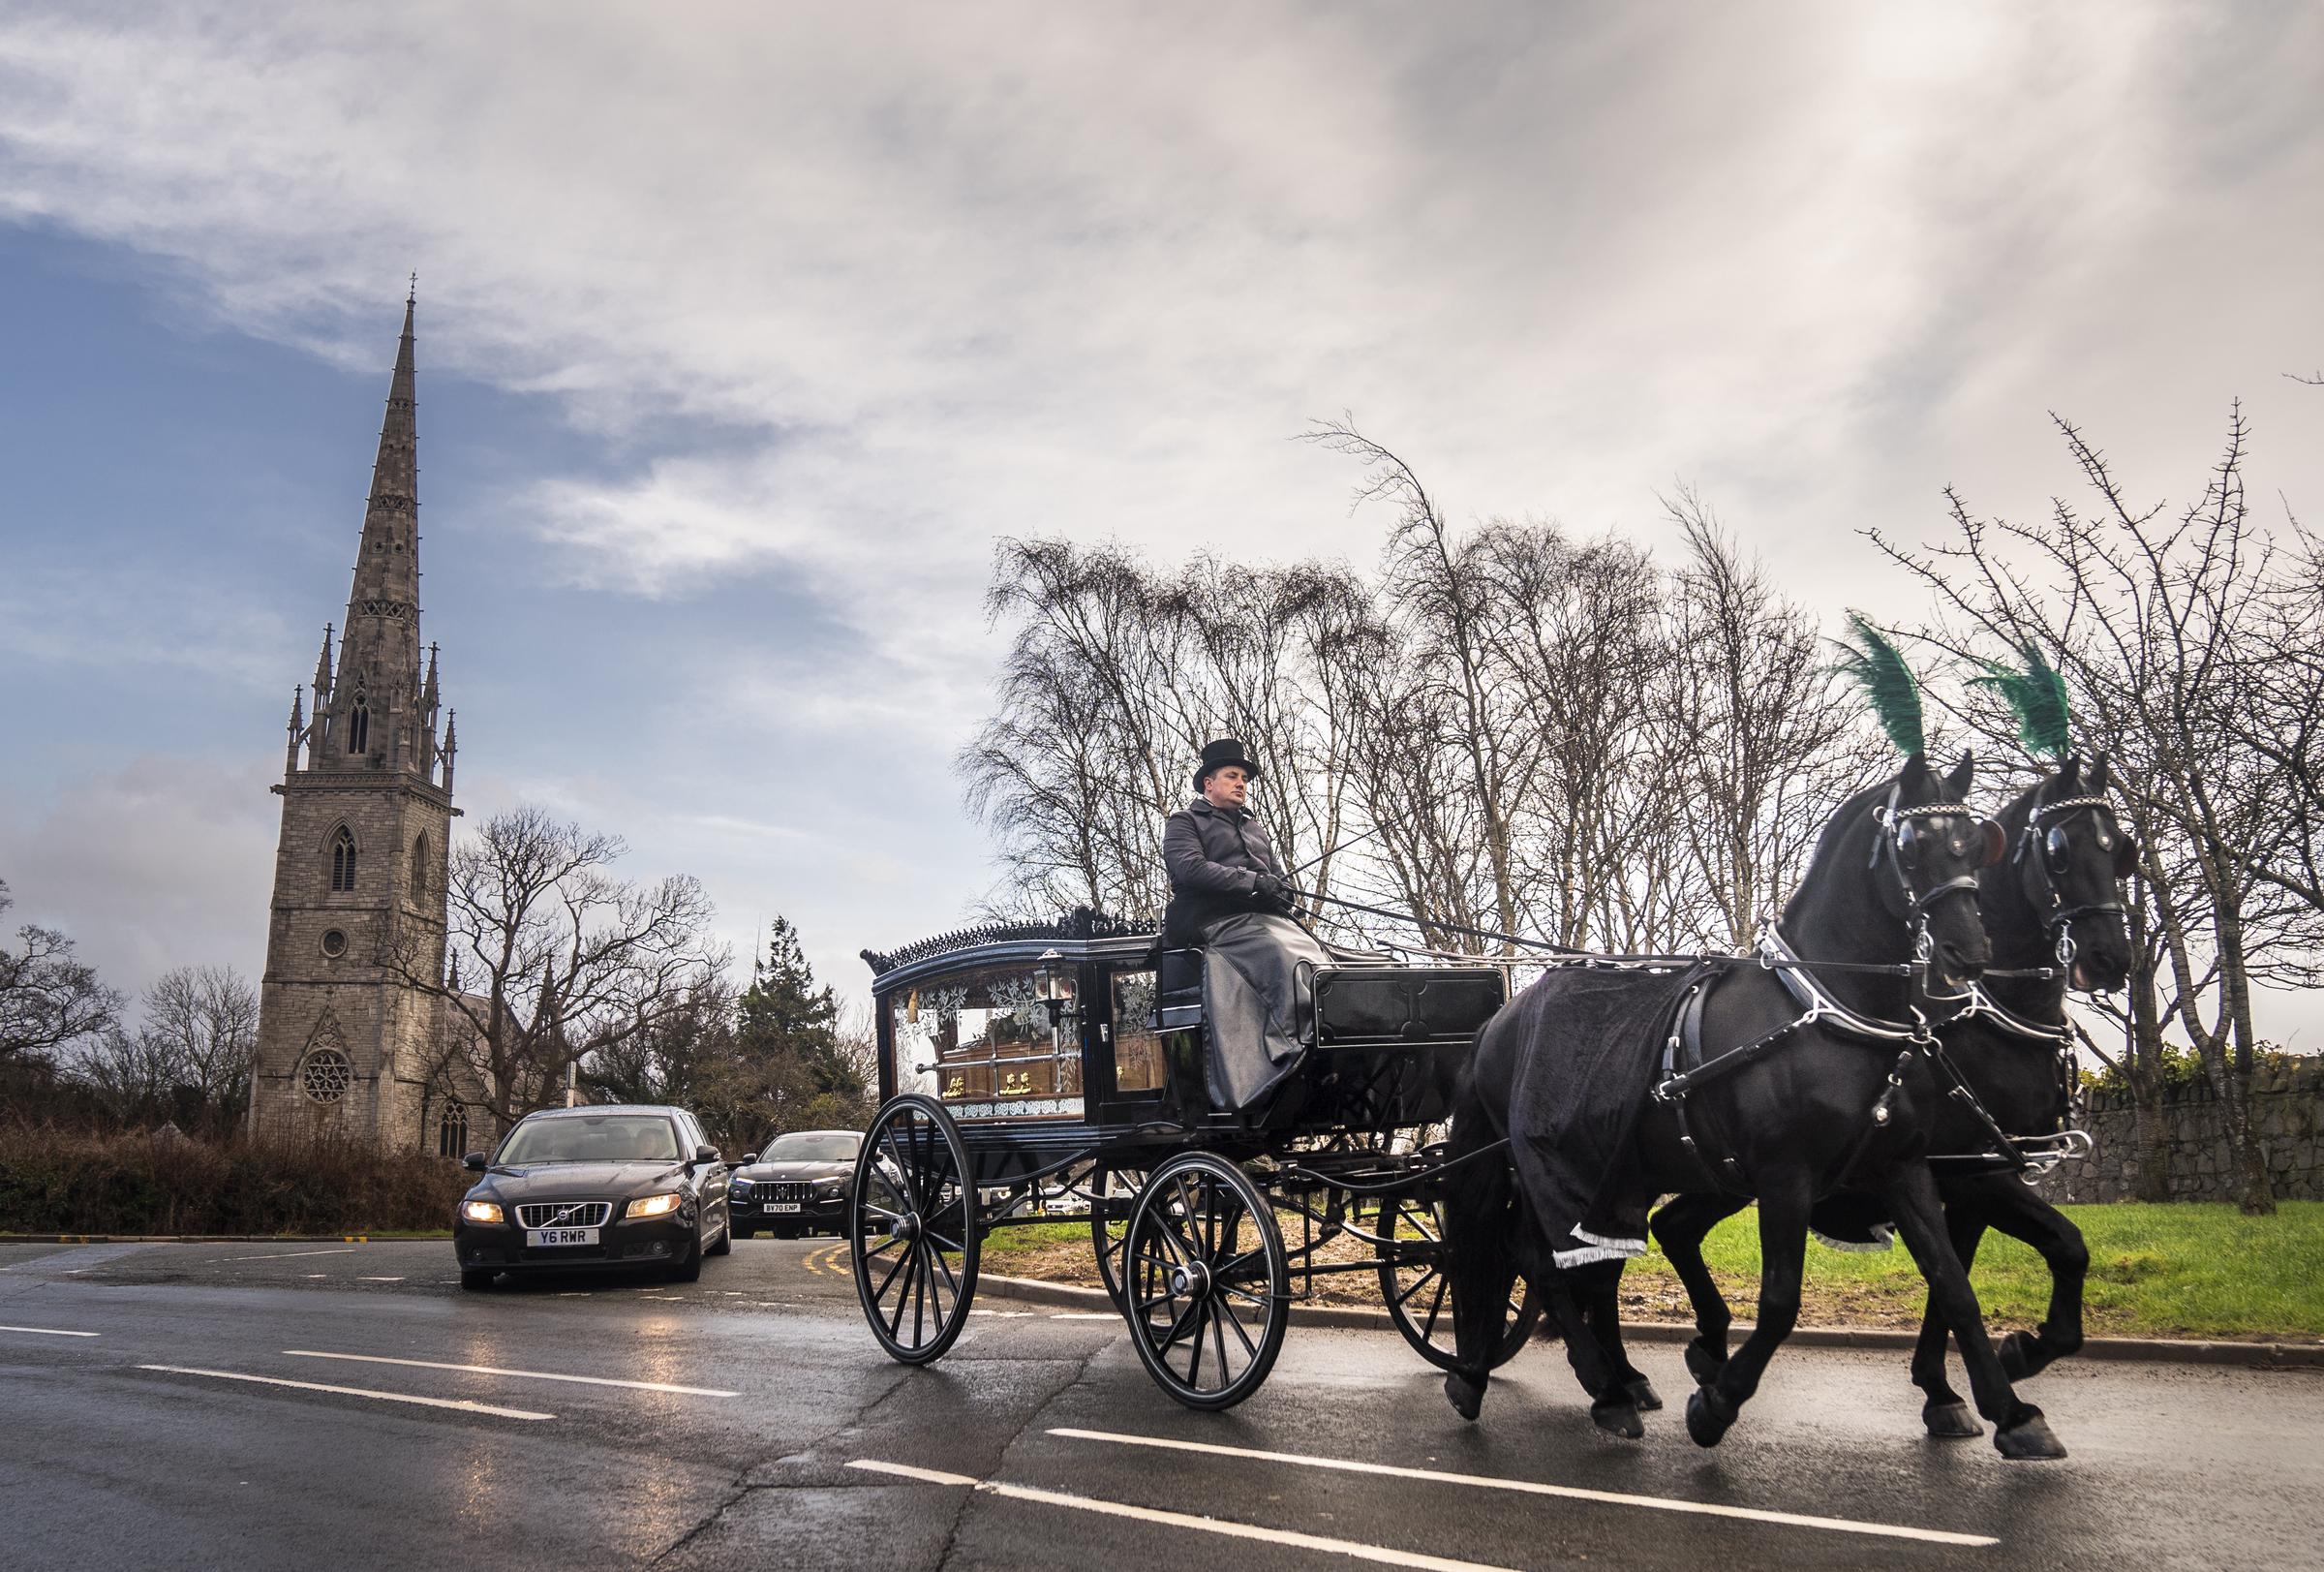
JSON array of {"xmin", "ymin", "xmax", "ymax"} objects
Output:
[
  {"xmin": 462, "ymin": 1153, "xmax": 488, "ymax": 1172},
  {"xmin": 740, "ymin": 1152, "xmax": 757, "ymax": 1164},
  {"xmin": 694, "ymin": 1144, "xmax": 721, "ymax": 1164}
]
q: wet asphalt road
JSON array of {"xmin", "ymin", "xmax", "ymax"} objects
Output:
[{"xmin": 0, "ymin": 1237, "xmax": 2317, "ymax": 1571}]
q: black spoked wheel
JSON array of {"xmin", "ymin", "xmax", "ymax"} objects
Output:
[
  {"xmin": 1088, "ymin": 1166, "xmax": 1147, "ymax": 1311},
  {"xmin": 849, "ymin": 1094, "xmax": 981, "ymax": 1366},
  {"xmin": 1376, "ymin": 1192, "xmax": 1539, "ymax": 1372},
  {"xmin": 1123, "ymin": 1151, "xmax": 1288, "ymax": 1410}
]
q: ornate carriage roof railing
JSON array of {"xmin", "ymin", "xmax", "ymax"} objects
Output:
[{"xmin": 860, "ymin": 906, "xmax": 1157, "ymax": 979}]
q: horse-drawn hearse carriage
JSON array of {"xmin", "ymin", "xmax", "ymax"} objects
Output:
[{"xmin": 845, "ymin": 909, "xmax": 1536, "ymax": 1408}]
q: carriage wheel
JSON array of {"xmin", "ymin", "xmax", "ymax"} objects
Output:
[
  {"xmin": 849, "ymin": 1094, "xmax": 981, "ymax": 1366},
  {"xmin": 1122, "ymin": 1151, "xmax": 1288, "ymax": 1410},
  {"xmin": 1375, "ymin": 1193, "xmax": 1539, "ymax": 1372},
  {"xmin": 1088, "ymin": 1166, "xmax": 1147, "ymax": 1311}
]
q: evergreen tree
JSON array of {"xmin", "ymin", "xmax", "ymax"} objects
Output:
[{"xmin": 734, "ymin": 917, "xmax": 870, "ymax": 1136}]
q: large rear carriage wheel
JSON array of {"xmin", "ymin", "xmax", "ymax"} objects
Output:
[
  {"xmin": 1376, "ymin": 1192, "xmax": 1539, "ymax": 1372},
  {"xmin": 849, "ymin": 1094, "xmax": 980, "ymax": 1365},
  {"xmin": 1123, "ymin": 1151, "xmax": 1288, "ymax": 1410}
]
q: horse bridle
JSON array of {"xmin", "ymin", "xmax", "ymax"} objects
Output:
[
  {"xmin": 2014, "ymin": 792, "xmax": 2131, "ymax": 971},
  {"xmin": 1869, "ymin": 782, "xmax": 1989, "ymax": 997}
]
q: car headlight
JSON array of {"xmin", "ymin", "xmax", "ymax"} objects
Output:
[
  {"xmin": 729, "ymin": 1178, "xmax": 751, "ymax": 1195},
  {"xmin": 815, "ymin": 1178, "xmax": 848, "ymax": 1195},
  {"xmin": 461, "ymin": 1200, "xmax": 505, "ymax": 1224},
  {"xmin": 625, "ymin": 1191, "xmax": 683, "ymax": 1219}
]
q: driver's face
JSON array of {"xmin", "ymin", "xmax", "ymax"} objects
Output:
[{"xmin": 1205, "ymin": 765, "xmax": 1250, "ymax": 809}]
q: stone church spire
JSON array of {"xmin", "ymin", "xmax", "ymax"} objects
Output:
[{"xmin": 324, "ymin": 289, "xmax": 431, "ymax": 773}]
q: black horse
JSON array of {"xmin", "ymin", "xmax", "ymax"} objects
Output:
[
  {"xmin": 1440, "ymin": 752, "xmax": 2069, "ymax": 1459},
  {"xmin": 1647, "ymin": 755, "xmax": 2135, "ymax": 1440}
]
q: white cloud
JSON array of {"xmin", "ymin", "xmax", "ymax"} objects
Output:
[{"xmin": 4, "ymin": 2, "xmax": 2321, "ymax": 1018}]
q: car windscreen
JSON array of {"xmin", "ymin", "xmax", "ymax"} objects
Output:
[
  {"xmin": 499, "ymin": 1114, "xmax": 682, "ymax": 1165},
  {"xmin": 762, "ymin": 1132, "xmax": 859, "ymax": 1163}
]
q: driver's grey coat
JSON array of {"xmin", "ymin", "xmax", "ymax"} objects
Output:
[{"xmin": 1161, "ymin": 796, "xmax": 1286, "ymax": 948}]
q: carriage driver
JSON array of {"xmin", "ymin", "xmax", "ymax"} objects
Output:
[{"xmin": 1161, "ymin": 739, "xmax": 1336, "ymax": 1107}]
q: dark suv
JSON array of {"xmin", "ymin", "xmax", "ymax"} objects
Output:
[
  {"xmin": 727, "ymin": 1128, "xmax": 862, "ymax": 1239},
  {"xmin": 453, "ymin": 1104, "xmax": 731, "ymax": 1289}
]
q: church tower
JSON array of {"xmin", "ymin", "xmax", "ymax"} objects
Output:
[{"xmin": 250, "ymin": 290, "xmax": 460, "ymax": 1150}]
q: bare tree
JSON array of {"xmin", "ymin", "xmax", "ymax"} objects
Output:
[
  {"xmin": 1871, "ymin": 406, "xmax": 2315, "ymax": 1213},
  {"xmin": 383, "ymin": 807, "xmax": 728, "ymax": 1137},
  {"xmin": 0, "ymin": 879, "xmax": 122, "ymax": 1064}
]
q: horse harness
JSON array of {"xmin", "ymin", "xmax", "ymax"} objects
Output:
[{"xmin": 1648, "ymin": 786, "xmax": 2031, "ymax": 1198}]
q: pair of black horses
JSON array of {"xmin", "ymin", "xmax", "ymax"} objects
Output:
[{"xmin": 1438, "ymin": 750, "xmax": 2136, "ymax": 1462}]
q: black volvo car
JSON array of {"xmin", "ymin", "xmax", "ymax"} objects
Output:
[
  {"xmin": 453, "ymin": 1104, "xmax": 731, "ymax": 1289},
  {"xmin": 726, "ymin": 1128, "xmax": 862, "ymax": 1239}
]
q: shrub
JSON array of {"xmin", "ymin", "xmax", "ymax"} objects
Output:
[{"xmin": 0, "ymin": 1125, "xmax": 467, "ymax": 1235}]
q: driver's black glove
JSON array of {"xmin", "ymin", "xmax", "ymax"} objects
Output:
[{"xmin": 1251, "ymin": 873, "xmax": 1286, "ymax": 909}]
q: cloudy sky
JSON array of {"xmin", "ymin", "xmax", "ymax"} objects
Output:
[{"xmin": 3, "ymin": 3, "xmax": 2320, "ymax": 1040}]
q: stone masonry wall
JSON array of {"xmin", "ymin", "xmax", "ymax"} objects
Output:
[{"xmin": 2040, "ymin": 1056, "xmax": 2324, "ymax": 1203}]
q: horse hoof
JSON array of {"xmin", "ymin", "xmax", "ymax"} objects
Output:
[
  {"xmin": 1922, "ymin": 1400, "xmax": 1983, "ymax": 1439},
  {"xmin": 1626, "ymin": 1376, "xmax": 1664, "ymax": 1412},
  {"xmin": 1683, "ymin": 1340, "xmax": 1727, "ymax": 1389},
  {"xmin": 1443, "ymin": 1371, "xmax": 1483, "ymax": 1423},
  {"xmin": 1998, "ymin": 1330, "xmax": 2039, "ymax": 1382},
  {"xmin": 1684, "ymin": 1387, "xmax": 1735, "ymax": 1448},
  {"xmin": 1995, "ymin": 1412, "xmax": 2067, "ymax": 1461},
  {"xmin": 1591, "ymin": 1398, "xmax": 1644, "ymax": 1439}
]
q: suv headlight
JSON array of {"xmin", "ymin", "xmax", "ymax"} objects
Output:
[
  {"xmin": 461, "ymin": 1200, "xmax": 505, "ymax": 1224},
  {"xmin": 626, "ymin": 1191, "xmax": 683, "ymax": 1219},
  {"xmin": 729, "ymin": 1178, "xmax": 752, "ymax": 1195},
  {"xmin": 815, "ymin": 1178, "xmax": 848, "ymax": 1195}
]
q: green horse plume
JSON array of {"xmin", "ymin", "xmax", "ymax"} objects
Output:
[
  {"xmin": 1834, "ymin": 612, "xmax": 1925, "ymax": 755},
  {"xmin": 1969, "ymin": 641, "xmax": 2072, "ymax": 760}
]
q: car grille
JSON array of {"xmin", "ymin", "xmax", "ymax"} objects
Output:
[
  {"xmin": 765, "ymin": 1182, "xmax": 811, "ymax": 1203},
  {"xmin": 516, "ymin": 1201, "xmax": 613, "ymax": 1229}
]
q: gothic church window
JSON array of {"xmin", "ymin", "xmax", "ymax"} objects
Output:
[
  {"xmin": 412, "ymin": 833, "xmax": 431, "ymax": 900},
  {"xmin": 301, "ymin": 1048, "xmax": 353, "ymax": 1103},
  {"xmin": 350, "ymin": 695, "xmax": 370, "ymax": 755},
  {"xmin": 330, "ymin": 827, "xmax": 357, "ymax": 891},
  {"xmin": 437, "ymin": 1103, "xmax": 469, "ymax": 1158}
]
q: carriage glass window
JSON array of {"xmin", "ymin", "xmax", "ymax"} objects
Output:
[
  {"xmin": 1110, "ymin": 970, "xmax": 1164, "ymax": 1094},
  {"xmin": 891, "ymin": 964, "xmax": 1084, "ymax": 1112}
]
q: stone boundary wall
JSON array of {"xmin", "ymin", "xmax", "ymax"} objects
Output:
[{"xmin": 2042, "ymin": 1057, "xmax": 2324, "ymax": 1203}]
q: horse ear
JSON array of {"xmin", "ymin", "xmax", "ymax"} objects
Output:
[
  {"xmin": 1901, "ymin": 751, "xmax": 1931, "ymax": 783},
  {"xmin": 1979, "ymin": 819, "xmax": 2007, "ymax": 868},
  {"xmin": 2059, "ymin": 753, "xmax": 2083, "ymax": 789},
  {"xmin": 2092, "ymin": 752, "xmax": 2112, "ymax": 792},
  {"xmin": 1945, "ymin": 751, "xmax": 1975, "ymax": 795}
]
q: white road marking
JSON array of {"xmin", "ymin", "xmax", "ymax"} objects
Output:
[
  {"xmin": 137, "ymin": 1365, "xmax": 555, "ymax": 1421},
  {"xmin": 1047, "ymin": 1311, "xmax": 1116, "ymax": 1320},
  {"xmin": 845, "ymin": 1460, "xmax": 1514, "ymax": 1571},
  {"xmin": 282, "ymin": 1350, "xmax": 738, "ymax": 1397},
  {"xmin": 970, "ymin": 1310, "xmax": 1035, "ymax": 1318},
  {"xmin": 1046, "ymin": 1430, "xmax": 2000, "ymax": 1549},
  {"xmin": 355, "ymin": 1276, "xmax": 406, "ymax": 1282},
  {"xmin": 0, "ymin": 1325, "xmax": 100, "ymax": 1338},
  {"xmin": 214, "ymin": 1248, "xmax": 358, "ymax": 1263}
]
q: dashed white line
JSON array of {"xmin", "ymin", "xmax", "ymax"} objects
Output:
[
  {"xmin": 213, "ymin": 1248, "xmax": 358, "ymax": 1263},
  {"xmin": 282, "ymin": 1350, "xmax": 738, "ymax": 1397},
  {"xmin": 355, "ymin": 1276, "xmax": 406, "ymax": 1282},
  {"xmin": 0, "ymin": 1325, "xmax": 100, "ymax": 1338},
  {"xmin": 845, "ymin": 1460, "xmax": 1514, "ymax": 1571},
  {"xmin": 1047, "ymin": 1311, "xmax": 1116, "ymax": 1320},
  {"xmin": 137, "ymin": 1366, "xmax": 555, "ymax": 1421},
  {"xmin": 1045, "ymin": 1430, "xmax": 2001, "ymax": 1549}
]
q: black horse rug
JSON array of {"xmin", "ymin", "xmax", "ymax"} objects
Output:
[{"xmin": 1491, "ymin": 963, "xmax": 1712, "ymax": 1267}]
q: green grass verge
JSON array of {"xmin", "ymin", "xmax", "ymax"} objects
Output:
[{"xmin": 979, "ymin": 1202, "xmax": 2324, "ymax": 1341}]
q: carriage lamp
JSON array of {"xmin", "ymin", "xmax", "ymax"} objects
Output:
[
  {"xmin": 460, "ymin": 1200, "xmax": 504, "ymax": 1224},
  {"xmin": 625, "ymin": 1191, "xmax": 683, "ymax": 1219},
  {"xmin": 1036, "ymin": 950, "xmax": 1073, "ymax": 1027}
]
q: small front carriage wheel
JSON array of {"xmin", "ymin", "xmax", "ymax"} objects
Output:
[
  {"xmin": 1087, "ymin": 1166, "xmax": 1147, "ymax": 1312},
  {"xmin": 1122, "ymin": 1151, "xmax": 1288, "ymax": 1410},
  {"xmin": 849, "ymin": 1094, "xmax": 981, "ymax": 1365},
  {"xmin": 1375, "ymin": 1193, "xmax": 1538, "ymax": 1372}
]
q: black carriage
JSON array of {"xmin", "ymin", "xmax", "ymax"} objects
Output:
[{"xmin": 846, "ymin": 910, "xmax": 1533, "ymax": 1409}]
